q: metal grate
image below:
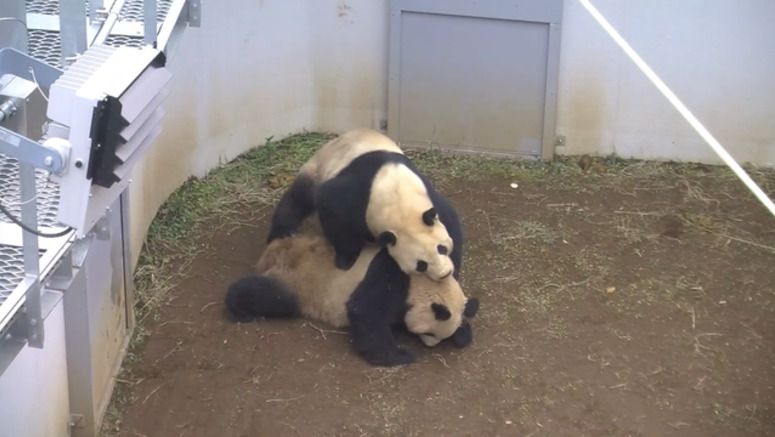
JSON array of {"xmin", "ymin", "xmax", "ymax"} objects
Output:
[
  {"xmin": 104, "ymin": 34, "xmax": 145, "ymax": 48},
  {"xmin": 0, "ymin": 246, "xmax": 25, "ymax": 305},
  {"xmin": 0, "ymin": 153, "xmax": 62, "ymax": 228},
  {"xmin": 25, "ymin": 0, "xmax": 92, "ymax": 16},
  {"xmin": 25, "ymin": 0, "xmax": 59, "ymax": 15},
  {"xmin": 119, "ymin": 0, "xmax": 173, "ymax": 22},
  {"xmin": 27, "ymin": 29, "xmax": 63, "ymax": 68}
]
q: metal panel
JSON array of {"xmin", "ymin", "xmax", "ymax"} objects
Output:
[
  {"xmin": 65, "ymin": 200, "xmax": 130, "ymax": 437},
  {"xmin": 0, "ymin": 294, "xmax": 71, "ymax": 437},
  {"xmin": 388, "ymin": 0, "xmax": 563, "ymax": 158}
]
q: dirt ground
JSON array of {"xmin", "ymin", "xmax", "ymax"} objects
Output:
[{"xmin": 109, "ymin": 143, "xmax": 775, "ymax": 437}]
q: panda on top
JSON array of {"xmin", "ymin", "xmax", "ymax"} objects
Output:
[
  {"xmin": 225, "ymin": 218, "xmax": 479, "ymax": 367},
  {"xmin": 267, "ymin": 129, "xmax": 463, "ymax": 281}
]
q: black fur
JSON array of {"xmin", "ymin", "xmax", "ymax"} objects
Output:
[
  {"xmin": 451, "ymin": 320, "xmax": 473, "ymax": 348},
  {"xmin": 378, "ymin": 231, "xmax": 397, "ymax": 246},
  {"xmin": 315, "ymin": 151, "xmax": 464, "ymax": 276},
  {"xmin": 224, "ymin": 275, "xmax": 300, "ymax": 322},
  {"xmin": 422, "ymin": 207, "xmax": 436, "ymax": 226},
  {"xmin": 266, "ymin": 174, "xmax": 316, "ymax": 243},
  {"xmin": 464, "ymin": 298, "xmax": 480, "ymax": 318},
  {"xmin": 427, "ymin": 186, "xmax": 464, "ymax": 279},
  {"xmin": 346, "ymin": 249, "xmax": 416, "ymax": 367},
  {"xmin": 431, "ymin": 303, "xmax": 451, "ymax": 321}
]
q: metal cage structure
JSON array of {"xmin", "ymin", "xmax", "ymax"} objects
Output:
[{"xmin": 0, "ymin": 1, "xmax": 198, "ymax": 436}]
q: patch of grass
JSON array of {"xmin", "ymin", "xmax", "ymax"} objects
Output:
[
  {"xmin": 135, "ymin": 132, "xmax": 333, "ymax": 321},
  {"xmin": 407, "ymin": 149, "xmax": 586, "ymax": 188}
]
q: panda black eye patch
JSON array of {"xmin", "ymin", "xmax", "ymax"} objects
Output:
[
  {"xmin": 437, "ymin": 245, "xmax": 448, "ymax": 255},
  {"xmin": 416, "ymin": 261, "xmax": 428, "ymax": 272},
  {"xmin": 422, "ymin": 208, "xmax": 437, "ymax": 226}
]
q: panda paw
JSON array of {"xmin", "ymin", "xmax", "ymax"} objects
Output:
[{"xmin": 334, "ymin": 252, "xmax": 358, "ymax": 270}]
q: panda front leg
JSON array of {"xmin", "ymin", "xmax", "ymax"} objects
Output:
[
  {"xmin": 333, "ymin": 239, "xmax": 365, "ymax": 271},
  {"xmin": 317, "ymin": 208, "xmax": 366, "ymax": 270},
  {"xmin": 348, "ymin": 312, "xmax": 415, "ymax": 367}
]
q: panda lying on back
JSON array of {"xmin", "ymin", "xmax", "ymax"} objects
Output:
[
  {"xmin": 267, "ymin": 129, "xmax": 464, "ymax": 281},
  {"xmin": 225, "ymin": 223, "xmax": 479, "ymax": 367}
]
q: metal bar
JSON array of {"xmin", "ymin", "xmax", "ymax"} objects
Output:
[
  {"xmin": 542, "ymin": 21, "xmax": 562, "ymax": 160},
  {"xmin": 155, "ymin": 0, "xmax": 186, "ymax": 52},
  {"xmin": 19, "ymin": 161, "xmax": 44, "ymax": 348},
  {"xmin": 92, "ymin": 0, "xmax": 129, "ymax": 46},
  {"xmin": 144, "ymin": 0, "xmax": 158, "ymax": 46},
  {"xmin": 0, "ymin": 126, "xmax": 66, "ymax": 173},
  {"xmin": 187, "ymin": 0, "xmax": 201, "ymax": 27},
  {"xmin": 59, "ymin": 0, "xmax": 88, "ymax": 65},
  {"xmin": 0, "ymin": 48, "xmax": 62, "ymax": 90},
  {"xmin": 119, "ymin": 190, "xmax": 135, "ymax": 331},
  {"xmin": 90, "ymin": 0, "xmax": 101, "ymax": 24}
]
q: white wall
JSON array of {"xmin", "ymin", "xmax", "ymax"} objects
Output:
[
  {"xmin": 128, "ymin": 0, "xmax": 775, "ymax": 264},
  {"xmin": 556, "ymin": 0, "xmax": 775, "ymax": 165},
  {"xmin": 128, "ymin": 0, "xmax": 390, "ymax": 265}
]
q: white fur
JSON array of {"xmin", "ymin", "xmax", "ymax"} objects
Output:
[{"xmin": 366, "ymin": 163, "xmax": 454, "ymax": 280}]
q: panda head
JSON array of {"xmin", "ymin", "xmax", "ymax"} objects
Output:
[
  {"xmin": 403, "ymin": 275, "xmax": 479, "ymax": 347},
  {"xmin": 378, "ymin": 207, "xmax": 455, "ymax": 281}
]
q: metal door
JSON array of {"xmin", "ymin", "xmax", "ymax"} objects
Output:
[{"xmin": 388, "ymin": 0, "xmax": 563, "ymax": 158}]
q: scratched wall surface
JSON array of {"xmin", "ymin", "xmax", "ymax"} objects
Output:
[{"xmin": 128, "ymin": 0, "xmax": 775, "ymax": 265}]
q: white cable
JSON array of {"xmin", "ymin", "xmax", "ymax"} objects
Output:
[
  {"xmin": 578, "ymin": 0, "xmax": 775, "ymax": 217},
  {"xmin": 28, "ymin": 66, "xmax": 49, "ymax": 102}
]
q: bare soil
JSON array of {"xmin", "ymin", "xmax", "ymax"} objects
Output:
[{"xmin": 112, "ymin": 154, "xmax": 775, "ymax": 437}]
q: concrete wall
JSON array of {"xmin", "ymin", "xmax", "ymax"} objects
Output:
[
  {"xmin": 128, "ymin": 0, "xmax": 775, "ymax": 264},
  {"xmin": 556, "ymin": 0, "xmax": 775, "ymax": 164}
]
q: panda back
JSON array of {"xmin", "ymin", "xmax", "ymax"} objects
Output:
[
  {"xmin": 257, "ymin": 234, "xmax": 382, "ymax": 328},
  {"xmin": 303, "ymin": 129, "xmax": 403, "ymax": 182}
]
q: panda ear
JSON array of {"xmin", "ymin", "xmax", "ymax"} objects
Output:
[
  {"xmin": 422, "ymin": 208, "xmax": 437, "ymax": 226},
  {"xmin": 378, "ymin": 231, "xmax": 397, "ymax": 246},
  {"xmin": 431, "ymin": 303, "xmax": 451, "ymax": 321},
  {"xmin": 464, "ymin": 298, "xmax": 479, "ymax": 318}
]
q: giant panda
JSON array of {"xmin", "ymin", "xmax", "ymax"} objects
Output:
[
  {"xmin": 225, "ymin": 228, "xmax": 479, "ymax": 367},
  {"xmin": 267, "ymin": 129, "xmax": 463, "ymax": 281}
]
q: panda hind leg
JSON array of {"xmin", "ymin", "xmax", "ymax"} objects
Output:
[
  {"xmin": 224, "ymin": 275, "xmax": 300, "ymax": 322},
  {"xmin": 266, "ymin": 174, "xmax": 316, "ymax": 243}
]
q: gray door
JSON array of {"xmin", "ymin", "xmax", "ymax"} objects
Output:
[{"xmin": 388, "ymin": 0, "xmax": 563, "ymax": 158}]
